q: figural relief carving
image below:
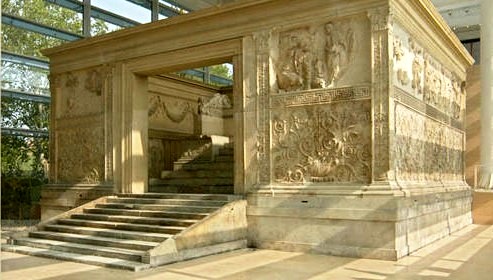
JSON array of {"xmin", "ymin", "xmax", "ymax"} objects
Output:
[
  {"xmin": 392, "ymin": 24, "xmax": 465, "ymax": 123},
  {"xmin": 58, "ymin": 67, "xmax": 104, "ymax": 118},
  {"xmin": 274, "ymin": 20, "xmax": 356, "ymax": 92},
  {"xmin": 409, "ymin": 38, "xmax": 424, "ymax": 95},
  {"xmin": 272, "ymin": 101, "xmax": 371, "ymax": 184}
]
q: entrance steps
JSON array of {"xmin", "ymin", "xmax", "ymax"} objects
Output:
[
  {"xmin": 150, "ymin": 145, "xmax": 234, "ymax": 194},
  {"xmin": 2, "ymin": 193, "xmax": 247, "ymax": 271}
]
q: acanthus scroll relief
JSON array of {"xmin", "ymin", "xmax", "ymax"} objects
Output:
[
  {"xmin": 272, "ymin": 101, "xmax": 371, "ymax": 184},
  {"xmin": 273, "ymin": 19, "xmax": 358, "ymax": 92},
  {"xmin": 57, "ymin": 126, "xmax": 104, "ymax": 184},
  {"xmin": 395, "ymin": 104, "xmax": 463, "ymax": 182}
]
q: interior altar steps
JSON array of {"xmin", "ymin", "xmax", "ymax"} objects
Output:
[
  {"xmin": 2, "ymin": 193, "xmax": 247, "ymax": 271},
  {"xmin": 149, "ymin": 145, "xmax": 234, "ymax": 194}
]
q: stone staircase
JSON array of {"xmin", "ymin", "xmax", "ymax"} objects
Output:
[
  {"xmin": 2, "ymin": 193, "xmax": 247, "ymax": 271},
  {"xmin": 150, "ymin": 144, "xmax": 234, "ymax": 194}
]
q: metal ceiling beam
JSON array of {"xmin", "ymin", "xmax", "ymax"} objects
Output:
[
  {"xmin": 181, "ymin": 69, "xmax": 233, "ymax": 86},
  {"xmin": 1, "ymin": 127, "xmax": 49, "ymax": 138},
  {"xmin": 1, "ymin": 13, "xmax": 83, "ymax": 41},
  {"xmin": 46, "ymin": 0, "xmax": 140, "ymax": 28},
  {"xmin": 1, "ymin": 89, "xmax": 51, "ymax": 104},
  {"xmin": 125, "ymin": 0, "xmax": 181, "ymax": 17},
  {"xmin": 1, "ymin": 51, "xmax": 50, "ymax": 70}
]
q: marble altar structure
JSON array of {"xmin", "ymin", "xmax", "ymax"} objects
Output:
[{"xmin": 41, "ymin": 0, "xmax": 474, "ymax": 260}]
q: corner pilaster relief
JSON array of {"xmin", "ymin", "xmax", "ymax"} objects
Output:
[
  {"xmin": 253, "ymin": 30, "xmax": 271, "ymax": 185},
  {"xmin": 368, "ymin": 7, "xmax": 392, "ymax": 183}
]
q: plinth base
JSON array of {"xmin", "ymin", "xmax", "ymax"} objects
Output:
[{"xmin": 247, "ymin": 185, "xmax": 472, "ymax": 260}]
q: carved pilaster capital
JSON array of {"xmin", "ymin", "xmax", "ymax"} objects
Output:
[{"xmin": 368, "ymin": 6, "xmax": 393, "ymax": 32}]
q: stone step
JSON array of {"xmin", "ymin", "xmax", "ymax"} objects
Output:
[
  {"xmin": 161, "ymin": 170, "xmax": 233, "ymax": 179},
  {"xmin": 214, "ymin": 154, "xmax": 233, "ymax": 161},
  {"xmin": 173, "ymin": 161, "xmax": 233, "ymax": 171},
  {"xmin": 148, "ymin": 185, "xmax": 234, "ymax": 195},
  {"xmin": 95, "ymin": 203, "xmax": 220, "ymax": 213},
  {"xmin": 1, "ymin": 244, "xmax": 151, "ymax": 271},
  {"xmin": 57, "ymin": 219, "xmax": 186, "ymax": 234},
  {"xmin": 70, "ymin": 213, "xmax": 198, "ymax": 227},
  {"xmin": 106, "ymin": 197, "xmax": 229, "ymax": 207},
  {"xmin": 116, "ymin": 193, "xmax": 237, "ymax": 201},
  {"xmin": 84, "ymin": 207, "xmax": 209, "ymax": 220},
  {"xmin": 218, "ymin": 148, "xmax": 234, "ymax": 156},
  {"xmin": 29, "ymin": 231, "xmax": 159, "ymax": 251},
  {"xmin": 14, "ymin": 237, "xmax": 145, "ymax": 262},
  {"xmin": 149, "ymin": 177, "xmax": 233, "ymax": 187},
  {"xmin": 43, "ymin": 224, "xmax": 171, "ymax": 242}
]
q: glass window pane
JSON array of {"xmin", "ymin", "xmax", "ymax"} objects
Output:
[
  {"xmin": 2, "ymin": 0, "xmax": 83, "ymax": 35},
  {"xmin": 92, "ymin": 0, "xmax": 151, "ymax": 23},
  {"xmin": 1, "ymin": 25, "xmax": 65, "ymax": 58},
  {"xmin": 1, "ymin": 61, "xmax": 50, "ymax": 95}
]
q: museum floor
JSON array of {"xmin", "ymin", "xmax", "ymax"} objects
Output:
[{"xmin": 1, "ymin": 224, "xmax": 492, "ymax": 280}]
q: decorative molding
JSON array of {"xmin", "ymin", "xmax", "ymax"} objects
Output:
[{"xmin": 270, "ymin": 86, "xmax": 370, "ymax": 108}]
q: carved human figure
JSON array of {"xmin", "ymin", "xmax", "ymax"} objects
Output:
[
  {"xmin": 277, "ymin": 30, "xmax": 312, "ymax": 91},
  {"xmin": 325, "ymin": 22, "xmax": 354, "ymax": 87}
]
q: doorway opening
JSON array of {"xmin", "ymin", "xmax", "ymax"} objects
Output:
[{"xmin": 147, "ymin": 63, "xmax": 235, "ymax": 195}]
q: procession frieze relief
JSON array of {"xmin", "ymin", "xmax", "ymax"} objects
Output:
[
  {"xmin": 392, "ymin": 24, "xmax": 465, "ymax": 122},
  {"xmin": 57, "ymin": 126, "xmax": 104, "ymax": 184},
  {"xmin": 271, "ymin": 17, "xmax": 370, "ymax": 93},
  {"xmin": 395, "ymin": 104, "xmax": 464, "ymax": 182},
  {"xmin": 272, "ymin": 100, "xmax": 371, "ymax": 184}
]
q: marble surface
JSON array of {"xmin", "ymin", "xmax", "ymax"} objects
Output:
[{"xmin": 2, "ymin": 224, "xmax": 492, "ymax": 280}]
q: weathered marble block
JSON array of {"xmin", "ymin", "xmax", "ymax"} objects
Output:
[{"xmin": 42, "ymin": 0, "xmax": 473, "ymax": 259}]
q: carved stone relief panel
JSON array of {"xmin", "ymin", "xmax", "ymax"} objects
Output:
[
  {"xmin": 270, "ymin": 16, "xmax": 371, "ymax": 93},
  {"xmin": 395, "ymin": 104, "xmax": 464, "ymax": 183},
  {"xmin": 199, "ymin": 93, "xmax": 233, "ymax": 117},
  {"xmin": 148, "ymin": 93, "xmax": 197, "ymax": 134},
  {"xmin": 271, "ymin": 99, "xmax": 371, "ymax": 184},
  {"xmin": 56, "ymin": 67, "xmax": 105, "ymax": 118},
  {"xmin": 392, "ymin": 23, "xmax": 466, "ymax": 123},
  {"xmin": 253, "ymin": 30, "xmax": 272, "ymax": 184},
  {"xmin": 57, "ymin": 124, "xmax": 104, "ymax": 183},
  {"xmin": 392, "ymin": 24, "xmax": 424, "ymax": 100}
]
